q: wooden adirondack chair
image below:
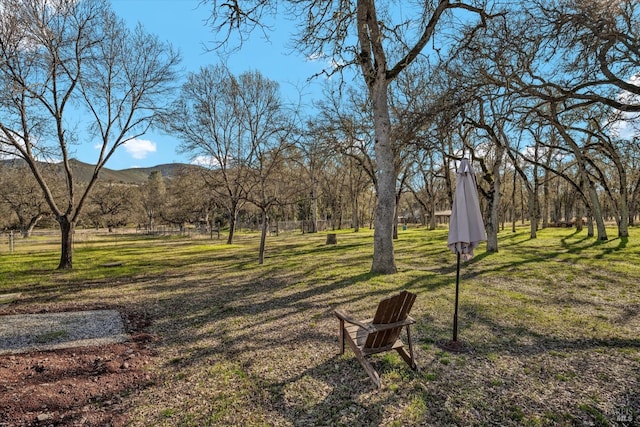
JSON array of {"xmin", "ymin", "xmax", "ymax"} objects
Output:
[{"xmin": 334, "ymin": 290, "xmax": 418, "ymax": 388}]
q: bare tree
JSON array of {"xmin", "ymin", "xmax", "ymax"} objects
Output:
[
  {"xmin": 141, "ymin": 171, "xmax": 166, "ymax": 233},
  {"xmin": 528, "ymin": 0, "xmax": 640, "ymax": 113},
  {"xmin": 294, "ymin": 123, "xmax": 331, "ymax": 233},
  {"xmin": 444, "ymin": 0, "xmax": 638, "ymax": 242},
  {"xmin": 247, "ymin": 145, "xmax": 297, "ymax": 264},
  {"xmin": 165, "ymin": 65, "xmax": 295, "ymax": 261},
  {"xmin": 0, "ymin": 0, "xmax": 180, "ymax": 268},
  {"xmin": 162, "ymin": 64, "xmax": 251, "ymax": 244},
  {"xmin": 162, "ymin": 166, "xmax": 217, "ymax": 234},
  {"xmin": 204, "ymin": 0, "xmax": 499, "ymax": 273},
  {"xmin": 314, "ymin": 86, "xmax": 378, "ymax": 232},
  {"xmin": 85, "ymin": 182, "xmax": 136, "ymax": 232},
  {"xmin": 0, "ymin": 162, "xmax": 51, "ymax": 237},
  {"xmin": 234, "ymin": 72, "xmax": 297, "ymax": 264}
]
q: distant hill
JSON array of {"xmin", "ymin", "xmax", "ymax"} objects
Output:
[
  {"xmin": 0, "ymin": 158, "xmax": 194, "ymax": 184},
  {"xmin": 85, "ymin": 161, "xmax": 191, "ymax": 184}
]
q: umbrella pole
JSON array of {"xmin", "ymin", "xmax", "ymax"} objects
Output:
[{"xmin": 453, "ymin": 251, "xmax": 461, "ymax": 342}]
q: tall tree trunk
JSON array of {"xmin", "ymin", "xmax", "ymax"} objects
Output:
[
  {"xmin": 629, "ymin": 175, "xmax": 640, "ymax": 226},
  {"xmin": 585, "ymin": 204, "xmax": 593, "ymax": 236},
  {"xmin": 392, "ymin": 192, "xmax": 401, "ymax": 240},
  {"xmin": 542, "ymin": 157, "xmax": 552, "ymax": 229},
  {"xmin": 444, "ymin": 154, "xmax": 454, "ymax": 208},
  {"xmin": 227, "ymin": 205, "xmax": 238, "ymax": 244},
  {"xmin": 485, "ymin": 190, "xmax": 499, "ymax": 252},
  {"xmin": 57, "ymin": 216, "xmax": 74, "ymax": 270},
  {"xmin": 613, "ymin": 157, "xmax": 629, "ymax": 238},
  {"xmin": 511, "ymin": 167, "xmax": 517, "ymax": 233},
  {"xmin": 428, "ymin": 196, "xmax": 436, "ymax": 230},
  {"xmin": 352, "ymin": 193, "xmax": 360, "ymax": 232},
  {"xmin": 527, "ymin": 187, "xmax": 539, "ymax": 239},
  {"xmin": 575, "ymin": 207, "xmax": 584, "ymax": 231},
  {"xmin": 548, "ymin": 105, "xmax": 606, "ymax": 240},
  {"xmin": 485, "ymin": 158, "xmax": 502, "ymax": 253},
  {"xmin": 370, "ymin": 78, "xmax": 397, "ymax": 273},
  {"xmin": 258, "ymin": 210, "xmax": 268, "ymax": 265},
  {"xmin": 584, "ymin": 176, "xmax": 608, "ymax": 240},
  {"xmin": 619, "ymin": 193, "xmax": 630, "ymax": 238},
  {"xmin": 147, "ymin": 211, "xmax": 154, "ymax": 233},
  {"xmin": 530, "ymin": 163, "xmax": 541, "ymax": 239},
  {"xmin": 311, "ymin": 183, "xmax": 319, "ymax": 233}
]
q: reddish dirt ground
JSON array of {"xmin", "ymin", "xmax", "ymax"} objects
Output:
[{"xmin": 0, "ymin": 309, "xmax": 157, "ymax": 427}]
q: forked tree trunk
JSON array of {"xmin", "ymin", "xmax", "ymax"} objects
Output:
[
  {"xmin": 57, "ymin": 216, "xmax": 74, "ymax": 270},
  {"xmin": 22, "ymin": 214, "xmax": 43, "ymax": 238},
  {"xmin": 485, "ymin": 146, "xmax": 504, "ymax": 253},
  {"xmin": 585, "ymin": 178, "xmax": 608, "ymax": 241}
]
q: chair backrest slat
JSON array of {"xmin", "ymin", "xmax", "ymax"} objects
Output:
[{"xmin": 365, "ymin": 290, "xmax": 416, "ymax": 349}]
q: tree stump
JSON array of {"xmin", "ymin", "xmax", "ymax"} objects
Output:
[
  {"xmin": 101, "ymin": 262, "xmax": 123, "ymax": 267},
  {"xmin": 326, "ymin": 233, "xmax": 337, "ymax": 245}
]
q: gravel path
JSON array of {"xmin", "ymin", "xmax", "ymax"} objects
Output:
[{"xmin": 0, "ymin": 309, "xmax": 129, "ymax": 355}]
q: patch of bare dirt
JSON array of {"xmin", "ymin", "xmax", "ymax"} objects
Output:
[{"xmin": 0, "ymin": 308, "xmax": 157, "ymax": 427}]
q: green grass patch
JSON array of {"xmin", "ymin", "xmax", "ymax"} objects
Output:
[{"xmin": 1, "ymin": 225, "xmax": 639, "ymax": 425}]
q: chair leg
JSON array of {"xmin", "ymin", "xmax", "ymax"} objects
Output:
[
  {"xmin": 396, "ymin": 347, "xmax": 417, "ymax": 371},
  {"xmin": 338, "ymin": 318, "xmax": 345, "ymax": 355},
  {"xmin": 353, "ymin": 351, "xmax": 381, "ymax": 388},
  {"xmin": 341, "ymin": 329, "xmax": 382, "ymax": 388},
  {"xmin": 406, "ymin": 325, "xmax": 417, "ymax": 370},
  {"xmin": 396, "ymin": 326, "xmax": 418, "ymax": 370}
]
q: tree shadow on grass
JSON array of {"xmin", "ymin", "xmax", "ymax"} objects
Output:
[
  {"xmin": 433, "ymin": 299, "xmax": 640, "ymax": 357},
  {"xmin": 412, "ymin": 296, "xmax": 640, "ymax": 422},
  {"xmin": 143, "ymin": 270, "xmax": 415, "ymax": 366},
  {"xmin": 560, "ymin": 230, "xmax": 629, "ymax": 257},
  {"xmin": 262, "ymin": 354, "xmax": 420, "ymax": 426},
  {"xmin": 131, "ymin": 271, "xmax": 435, "ymax": 425}
]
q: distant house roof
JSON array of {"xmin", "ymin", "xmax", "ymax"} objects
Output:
[{"xmin": 435, "ymin": 210, "xmax": 452, "ymax": 217}]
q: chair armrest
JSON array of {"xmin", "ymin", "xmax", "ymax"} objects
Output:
[
  {"xmin": 334, "ymin": 308, "xmax": 374, "ymax": 332},
  {"xmin": 369, "ymin": 316, "xmax": 416, "ymax": 332}
]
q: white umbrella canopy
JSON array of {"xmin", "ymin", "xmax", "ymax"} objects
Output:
[
  {"xmin": 446, "ymin": 158, "xmax": 486, "ymax": 348},
  {"xmin": 448, "ymin": 158, "xmax": 486, "ymax": 259}
]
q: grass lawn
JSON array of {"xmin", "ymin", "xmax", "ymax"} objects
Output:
[{"xmin": 1, "ymin": 225, "xmax": 639, "ymax": 426}]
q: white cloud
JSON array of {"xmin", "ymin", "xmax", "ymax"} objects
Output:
[
  {"xmin": 124, "ymin": 138, "xmax": 156, "ymax": 159},
  {"xmin": 306, "ymin": 51, "xmax": 341, "ymax": 76},
  {"xmin": 191, "ymin": 155, "xmax": 220, "ymax": 168},
  {"xmin": 609, "ymin": 73, "xmax": 640, "ymax": 139}
]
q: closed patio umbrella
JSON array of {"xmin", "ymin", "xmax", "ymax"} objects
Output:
[{"xmin": 447, "ymin": 158, "xmax": 486, "ymax": 347}]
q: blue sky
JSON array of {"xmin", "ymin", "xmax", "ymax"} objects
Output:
[
  {"xmin": 95, "ymin": 0, "xmax": 329, "ymax": 170},
  {"xmin": 56, "ymin": 2, "xmax": 639, "ymax": 170}
]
